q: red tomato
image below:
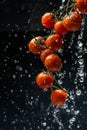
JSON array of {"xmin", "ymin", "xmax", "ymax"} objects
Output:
[
  {"xmin": 28, "ymin": 36, "xmax": 46, "ymax": 55},
  {"xmin": 51, "ymin": 89, "xmax": 68, "ymax": 106},
  {"xmin": 45, "ymin": 34, "xmax": 63, "ymax": 51},
  {"xmin": 74, "ymin": 0, "xmax": 87, "ymax": 14},
  {"xmin": 44, "ymin": 53, "xmax": 62, "ymax": 72},
  {"xmin": 36, "ymin": 72, "xmax": 54, "ymax": 89},
  {"xmin": 54, "ymin": 21, "xmax": 68, "ymax": 35},
  {"xmin": 41, "ymin": 12, "xmax": 56, "ymax": 29},
  {"xmin": 63, "ymin": 12, "xmax": 82, "ymax": 32},
  {"xmin": 40, "ymin": 48, "xmax": 53, "ymax": 62}
]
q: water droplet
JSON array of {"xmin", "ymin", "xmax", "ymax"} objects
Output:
[
  {"xmin": 70, "ymin": 95, "xmax": 74, "ymax": 100},
  {"xmin": 66, "ymin": 109, "xmax": 70, "ymax": 113},
  {"xmin": 77, "ymin": 124, "xmax": 81, "ymax": 128},
  {"xmin": 58, "ymin": 48, "xmax": 63, "ymax": 53},
  {"xmin": 79, "ymin": 77, "xmax": 84, "ymax": 83},
  {"xmin": 12, "ymin": 74, "xmax": 16, "ymax": 79},
  {"xmin": 69, "ymin": 117, "xmax": 76, "ymax": 124},
  {"xmin": 58, "ymin": 80, "xmax": 63, "ymax": 84},
  {"xmin": 78, "ymin": 42, "xmax": 83, "ymax": 47},
  {"xmin": 76, "ymin": 90, "xmax": 82, "ymax": 96},
  {"xmin": 74, "ymin": 110, "xmax": 80, "ymax": 115},
  {"xmin": 62, "ymin": 103, "xmax": 68, "ymax": 109},
  {"xmin": 78, "ymin": 59, "xmax": 84, "ymax": 65},
  {"xmin": 42, "ymin": 122, "xmax": 47, "ymax": 127}
]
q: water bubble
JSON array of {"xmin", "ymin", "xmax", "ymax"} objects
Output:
[
  {"xmin": 77, "ymin": 54, "xmax": 82, "ymax": 59},
  {"xmin": 76, "ymin": 90, "xmax": 82, "ymax": 96},
  {"xmin": 62, "ymin": 0, "xmax": 66, "ymax": 3},
  {"xmin": 69, "ymin": 95, "xmax": 75, "ymax": 100},
  {"xmin": 58, "ymin": 125, "xmax": 63, "ymax": 130},
  {"xmin": 28, "ymin": 74, "xmax": 31, "ymax": 78},
  {"xmin": 46, "ymin": 126, "xmax": 50, "ymax": 130},
  {"xmin": 62, "ymin": 103, "xmax": 68, "ymax": 109},
  {"xmin": 66, "ymin": 109, "xmax": 70, "ymax": 113},
  {"xmin": 78, "ymin": 59, "xmax": 84, "ymax": 65},
  {"xmin": 69, "ymin": 117, "xmax": 76, "ymax": 124},
  {"xmin": 74, "ymin": 79, "xmax": 78, "ymax": 84},
  {"xmin": 58, "ymin": 80, "xmax": 63, "ymax": 84},
  {"xmin": 42, "ymin": 122, "xmax": 47, "ymax": 127},
  {"xmin": 79, "ymin": 77, "xmax": 84, "ymax": 83},
  {"xmin": 78, "ymin": 71, "xmax": 84, "ymax": 77},
  {"xmin": 12, "ymin": 74, "xmax": 16, "ymax": 79},
  {"xmin": 84, "ymin": 48, "xmax": 87, "ymax": 53},
  {"xmin": 58, "ymin": 48, "xmax": 63, "ymax": 53},
  {"xmin": 78, "ymin": 42, "xmax": 83, "ymax": 47},
  {"xmin": 77, "ymin": 124, "xmax": 81, "ymax": 128},
  {"xmin": 74, "ymin": 110, "xmax": 80, "ymax": 115},
  {"xmin": 27, "ymin": 19, "xmax": 31, "ymax": 24},
  {"xmin": 63, "ymin": 60, "xmax": 67, "ymax": 63}
]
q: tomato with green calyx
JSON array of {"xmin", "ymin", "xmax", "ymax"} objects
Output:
[
  {"xmin": 41, "ymin": 12, "xmax": 57, "ymax": 29},
  {"xmin": 63, "ymin": 12, "xmax": 82, "ymax": 32},
  {"xmin": 28, "ymin": 36, "xmax": 46, "ymax": 55}
]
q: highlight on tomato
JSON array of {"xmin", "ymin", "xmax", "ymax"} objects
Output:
[
  {"xmin": 50, "ymin": 89, "xmax": 68, "ymax": 106},
  {"xmin": 44, "ymin": 53, "xmax": 62, "ymax": 72},
  {"xmin": 63, "ymin": 12, "xmax": 82, "ymax": 32},
  {"xmin": 40, "ymin": 48, "xmax": 53, "ymax": 63},
  {"xmin": 45, "ymin": 34, "xmax": 63, "ymax": 51},
  {"xmin": 41, "ymin": 12, "xmax": 57, "ymax": 29},
  {"xmin": 28, "ymin": 36, "xmax": 46, "ymax": 55},
  {"xmin": 54, "ymin": 20, "xmax": 69, "ymax": 35},
  {"xmin": 74, "ymin": 0, "xmax": 87, "ymax": 14},
  {"xmin": 36, "ymin": 72, "xmax": 54, "ymax": 89}
]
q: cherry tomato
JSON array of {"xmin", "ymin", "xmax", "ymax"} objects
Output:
[
  {"xmin": 40, "ymin": 48, "xmax": 53, "ymax": 63},
  {"xmin": 44, "ymin": 53, "xmax": 62, "ymax": 72},
  {"xmin": 51, "ymin": 89, "xmax": 68, "ymax": 106},
  {"xmin": 41, "ymin": 12, "xmax": 56, "ymax": 29},
  {"xmin": 63, "ymin": 12, "xmax": 82, "ymax": 32},
  {"xmin": 45, "ymin": 34, "xmax": 63, "ymax": 51},
  {"xmin": 74, "ymin": 0, "xmax": 87, "ymax": 14},
  {"xmin": 54, "ymin": 21, "xmax": 68, "ymax": 35},
  {"xmin": 36, "ymin": 72, "xmax": 54, "ymax": 89},
  {"xmin": 28, "ymin": 36, "xmax": 46, "ymax": 55}
]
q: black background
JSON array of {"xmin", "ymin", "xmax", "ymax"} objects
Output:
[{"xmin": 0, "ymin": 0, "xmax": 87, "ymax": 130}]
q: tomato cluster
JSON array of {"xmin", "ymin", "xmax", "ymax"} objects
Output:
[{"xmin": 28, "ymin": 0, "xmax": 86, "ymax": 106}]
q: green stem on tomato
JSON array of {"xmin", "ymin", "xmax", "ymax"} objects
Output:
[{"xmin": 66, "ymin": 0, "xmax": 71, "ymax": 15}]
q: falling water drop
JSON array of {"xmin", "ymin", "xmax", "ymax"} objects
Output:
[
  {"xmin": 78, "ymin": 59, "xmax": 84, "ymax": 65},
  {"xmin": 78, "ymin": 42, "xmax": 83, "ymax": 47},
  {"xmin": 69, "ymin": 117, "xmax": 76, "ymax": 124},
  {"xmin": 76, "ymin": 90, "xmax": 82, "ymax": 96},
  {"xmin": 42, "ymin": 122, "xmax": 47, "ymax": 127},
  {"xmin": 79, "ymin": 77, "xmax": 84, "ymax": 83}
]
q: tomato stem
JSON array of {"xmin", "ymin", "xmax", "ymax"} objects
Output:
[{"xmin": 51, "ymin": 0, "xmax": 75, "ymax": 21}]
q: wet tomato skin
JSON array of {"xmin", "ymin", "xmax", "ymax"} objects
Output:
[
  {"xmin": 45, "ymin": 34, "xmax": 63, "ymax": 51},
  {"xmin": 63, "ymin": 12, "xmax": 82, "ymax": 32},
  {"xmin": 74, "ymin": 0, "xmax": 87, "ymax": 14},
  {"xmin": 41, "ymin": 12, "xmax": 56, "ymax": 29},
  {"xmin": 28, "ymin": 36, "xmax": 46, "ymax": 55},
  {"xmin": 36, "ymin": 72, "xmax": 54, "ymax": 89},
  {"xmin": 54, "ymin": 21, "xmax": 68, "ymax": 35},
  {"xmin": 40, "ymin": 49, "xmax": 53, "ymax": 63},
  {"xmin": 51, "ymin": 89, "xmax": 68, "ymax": 106},
  {"xmin": 44, "ymin": 53, "xmax": 62, "ymax": 72}
]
